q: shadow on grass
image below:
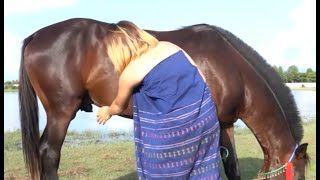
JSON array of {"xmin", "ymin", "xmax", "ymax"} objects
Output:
[
  {"xmin": 116, "ymin": 171, "xmax": 137, "ymax": 180},
  {"xmin": 116, "ymin": 157, "xmax": 263, "ymax": 180},
  {"xmin": 236, "ymin": 157, "xmax": 262, "ymax": 179}
]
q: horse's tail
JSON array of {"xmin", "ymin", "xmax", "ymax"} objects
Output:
[{"xmin": 19, "ymin": 34, "xmax": 41, "ymax": 180}]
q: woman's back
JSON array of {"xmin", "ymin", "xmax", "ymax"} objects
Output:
[
  {"xmin": 128, "ymin": 41, "xmax": 206, "ymax": 85},
  {"xmin": 135, "ymin": 50, "xmax": 206, "ymax": 118}
]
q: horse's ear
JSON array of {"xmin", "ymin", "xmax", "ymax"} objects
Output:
[{"xmin": 295, "ymin": 143, "xmax": 308, "ymax": 159}]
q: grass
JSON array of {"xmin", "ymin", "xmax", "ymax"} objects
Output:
[{"xmin": 4, "ymin": 121, "xmax": 316, "ymax": 179}]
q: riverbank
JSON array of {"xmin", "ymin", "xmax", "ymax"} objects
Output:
[
  {"xmin": 286, "ymin": 82, "xmax": 316, "ymax": 91},
  {"xmin": 289, "ymin": 87, "xmax": 316, "ymax": 91},
  {"xmin": 4, "ymin": 121, "xmax": 316, "ymax": 179}
]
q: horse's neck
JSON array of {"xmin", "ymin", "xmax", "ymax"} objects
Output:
[{"xmin": 251, "ymin": 115, "xmax": 296, "ymax": 170}]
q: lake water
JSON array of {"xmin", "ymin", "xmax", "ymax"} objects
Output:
[{"xmin": 4, "ymin": 90, "xmax": 316, "ymax": 132}]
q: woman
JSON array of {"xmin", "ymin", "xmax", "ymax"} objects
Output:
[{"xmin": 96, "ymin": 20, "xmax": 221, "ymax": 180}]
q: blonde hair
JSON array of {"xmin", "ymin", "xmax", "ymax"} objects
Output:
[{"xmin": 105, "ymin": 20, "xmax": 159, "ymax": 75}]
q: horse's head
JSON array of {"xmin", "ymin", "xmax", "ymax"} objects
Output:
[
  {"xmin": 257, "ymin": 143, "xmax": 309, "ymax": 180},
  {"xmin": 291, "ymin": 143, "xmax": 309, "ymax": 180}
]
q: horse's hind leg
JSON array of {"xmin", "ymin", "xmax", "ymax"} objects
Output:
[
  {"xmin": 39, "ymin": 98, "xmax": 81, "ymax": 180},
  {"xmin": 220, "ymin": 126, "xmax": 241, "ymax": 180}
]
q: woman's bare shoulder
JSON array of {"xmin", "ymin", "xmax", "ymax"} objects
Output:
[
  {"xmin": 157, "ymin": 41, "xmax": 182, "ymax": 52},
  {"xmin": 123, "ymin": 42, "xmax": 180, "ymax": 82}
]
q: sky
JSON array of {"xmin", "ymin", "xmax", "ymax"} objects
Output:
[{"xmin": 4, "ymin": 0, "xmax": 316, "ymax": 81}]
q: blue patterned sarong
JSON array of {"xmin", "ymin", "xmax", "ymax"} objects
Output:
[{"xmin": 133, "ymin": 50, "xmax": 221, "ymax": 180}]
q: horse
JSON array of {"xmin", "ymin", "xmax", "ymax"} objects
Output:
[{"xmin": 19, "ymin": 18, "xmax": 309, "ymax": 180}]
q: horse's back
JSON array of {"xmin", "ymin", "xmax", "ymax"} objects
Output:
[
  {"xmin": 22, "ymin": 19, "xmax": 246, "ymax": 123},
  {"xmin": 25, "ymin": 18, "xmax": 107, "ymax": 52}
]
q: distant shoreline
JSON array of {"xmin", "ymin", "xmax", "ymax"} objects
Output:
[
  {"xmin": 4, "ymin": 89, "xmax": 18, "ymax": 92},
  {"xmin": 288, "ymin": 87, "xmax": 316, "ymax": 91}
]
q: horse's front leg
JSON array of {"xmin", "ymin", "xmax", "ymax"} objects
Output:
[
  {"xmin": 39, "ymin": 98, "xmax": 81, "ymax": 180},
  {"xmin": 220, "ymin": 125, "xmax": 241, "ymax": 180}
]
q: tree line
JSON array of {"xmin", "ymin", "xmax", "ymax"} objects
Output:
[
  {"xmin": 272, "ymin": 65, "xmax": 316, "ymax": 83},
  {"xmin": 4, "ymin": 80, "xmax": 19, "ymax": 89}
]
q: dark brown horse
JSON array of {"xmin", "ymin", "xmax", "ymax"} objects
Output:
[{"xmin": 19, "ymin": 18, "xmax": 309, "ymax": 180}]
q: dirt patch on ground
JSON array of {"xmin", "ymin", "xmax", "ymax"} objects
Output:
[{"xmin": 103, "ymin": 153, "xmax": 116, "ymax": 160}]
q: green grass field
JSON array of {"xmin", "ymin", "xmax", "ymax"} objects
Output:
[{"xmin": 4, "ymin": 121, "xmax": 316, "ymax": 179}]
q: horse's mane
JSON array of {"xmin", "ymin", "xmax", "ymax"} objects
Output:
[{"xmin": 185, "ymin": 24, "xmax": 304, "ymax": 143}]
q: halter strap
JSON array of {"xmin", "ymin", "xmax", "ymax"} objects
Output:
[{"xmin": 288, "ymin": 144, "xmax": 299, "ymax": 162}]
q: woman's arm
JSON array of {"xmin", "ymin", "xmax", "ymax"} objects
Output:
[{"xmin": 96, "ymin": 63, "xmax": 143, "ymax": 124}]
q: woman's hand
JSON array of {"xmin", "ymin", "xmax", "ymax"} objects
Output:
[{"xmin": 96, "ymin": 106, "xmax": 111, "ymax": 125}]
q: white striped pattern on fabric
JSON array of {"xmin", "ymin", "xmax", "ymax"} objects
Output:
[
  {"xmin": 133, "ymin": 87, "xmax": 212, "ymax": 115},
  {"xmin": 135, "ymin": 106, "xmax": 215, "ymax": 131},
  {"xmin": 194, "ymin": 153, "xmax": 218, "ymax": 166},
  {"xmin": 133, "ymin": 87, "xmax": 210, "ymax": 116},
  {"xmin": 136, "ymin": 167, "xmax": 192, "ymax": 178},
  {"xmin": 137, "ymin": 99, "xmax": 202, "ymax": 115},
  {"xmin": 135, "ymin": 96, "xmax": 212, "ymax": 124},
  {"xmin": 134, "ymin": 122, "xmax": 219, "ymax": 150}
]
